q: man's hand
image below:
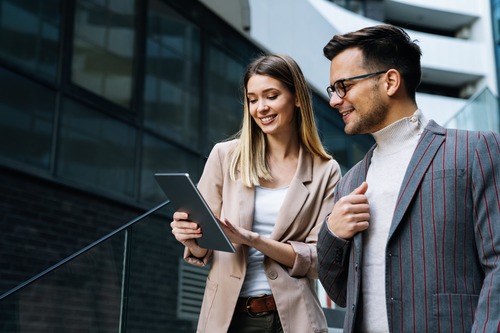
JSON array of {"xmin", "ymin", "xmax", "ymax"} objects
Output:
[{"xmin": 327, "ymin": 182, "xmax": 370, "ymax": 239}]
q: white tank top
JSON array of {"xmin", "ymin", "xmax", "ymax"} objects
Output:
[{"xmin": 239, "ymin": 186, "xmax": 288, "ymax": 297}]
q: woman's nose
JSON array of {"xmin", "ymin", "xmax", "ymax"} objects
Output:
[{"xmin": 257, "ymin": 100, "xmax": 268, "ymax": 112}]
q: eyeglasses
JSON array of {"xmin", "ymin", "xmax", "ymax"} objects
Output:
[{"xmin": 326, "ymin": 70, "xmax": 387, "ymax": 99}]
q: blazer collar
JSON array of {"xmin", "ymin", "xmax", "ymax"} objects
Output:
[{"xmin": 388, "ymin": 120, "xmax": 446, "ymax": 239}]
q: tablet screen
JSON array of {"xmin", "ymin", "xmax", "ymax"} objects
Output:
[{"xmin": 155, "ymin": 173, "xmax": 235, "ymax": 253}]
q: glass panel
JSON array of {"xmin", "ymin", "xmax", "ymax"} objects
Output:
[
  {"xmin": 57, "ymin": 98, "xmax": 136, "ymax": 197},
  {"xmin": 0, "ymin": 68, "xmax": 54, "ymax": 169},
  {"xmin": 204, "ymin": 45, "xmax": 246, "ymax": 154},
  {"xmin": 72, "ymin": 0, "xmax": 135, "ymax": 107},
  {"xmin": 445, "ymin": 87, "xmax": 500, "ymax": 132},
  {"xmin": 0, "ymin": 233, "xmax": 125, "ymax": 332},
  {"xmin": 143, "ymin": 0, "xmax": 201, "ymax": 145},
  {"xmin": 141, "ymin": 133, "xmax": 201, "ymax": 205},
  {"xmin": 0, "ymin": 0, "xmax": 60, "ymax": 79},
  {"xmin": 125, "ymin": 213, "xmax": 194, "ymax": 332}
]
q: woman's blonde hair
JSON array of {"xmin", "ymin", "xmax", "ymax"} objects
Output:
[{"xmin": 229, "ymin": 54, "xmax": 332, "ymax": 187}]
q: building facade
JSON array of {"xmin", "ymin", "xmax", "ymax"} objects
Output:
[
  {"xmin": 0, "ymin": 0, "xmax": 371, "ymax": 332},
  {"xmin": 0, "ymin": 0, "xmax": 498, "ymax": 332}
]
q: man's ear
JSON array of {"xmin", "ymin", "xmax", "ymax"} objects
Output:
[{"xmin": 384, "ymin": 69, "xmax": 401, "ymax": 97}]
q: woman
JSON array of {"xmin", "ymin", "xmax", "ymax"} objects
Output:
[{"xmin": 171, "ymin": 54, "xmax": 341, "ymax": 333}]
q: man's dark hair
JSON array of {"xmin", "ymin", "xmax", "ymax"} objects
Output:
[{"xmin": 324, "ymin": 24, "xmax": 422, "ymax": 100}]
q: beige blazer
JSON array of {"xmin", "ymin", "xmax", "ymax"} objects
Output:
[{"xmin": 184, "ymin": 139, "xmax": 341, "ymax": 333}]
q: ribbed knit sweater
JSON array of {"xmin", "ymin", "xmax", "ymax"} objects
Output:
[{"xmin": 360, "ymin": 109, "xmax": 428, "ymax": 332}]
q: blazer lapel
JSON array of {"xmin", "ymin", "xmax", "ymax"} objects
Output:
[
  {"xmin": 239, "ymin": 179, "xmax": 255, "ymax": 230},
  {"xmin": 350, "ymin": 148, "xmax": 374, "ymax": 255},
  {"xmin": 388, "ymin": 121, "xmax": 446, "ymax": 239},
  {"xmin": 270, "ymin": 146, "xmax": 311, "ymax": 240}
]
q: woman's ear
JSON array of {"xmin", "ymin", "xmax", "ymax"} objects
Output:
[
  {"xmin": 384, "ymin": 69, "xmax": 401, "ymax": 97},
  {"xmin": 295, "ymin": 95, "xmax": 300, "ymax": 108}
]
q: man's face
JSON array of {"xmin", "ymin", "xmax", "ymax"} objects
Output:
[{"xmin": 328, "ymin": 48, "xmax": 389, "ymax": 135}]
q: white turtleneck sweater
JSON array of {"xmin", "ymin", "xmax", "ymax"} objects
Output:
[{"xmin": 360, "ymin": 109, "xmax": 428, "ymax": 333}]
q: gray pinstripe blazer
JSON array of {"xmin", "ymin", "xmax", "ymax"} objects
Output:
[{"xmin": 318, "ymin": 120, "xmax": 500, "ymax": 332}]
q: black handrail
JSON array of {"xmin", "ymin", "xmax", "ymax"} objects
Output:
[{"xmin": 0, "ymin": 200, "xmax": 170, "ymax": 301}]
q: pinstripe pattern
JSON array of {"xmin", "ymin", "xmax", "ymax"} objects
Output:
[{"xmin": 318, "ymin": 121, "xmax": 500, "ymax": 332}]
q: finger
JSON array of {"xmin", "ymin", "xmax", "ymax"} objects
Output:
[
  {"xmin": 350, "ymin": 182, "xmax": 368, "ymax": 195},
  {"xmin": 172, "ymin": 226, "xmax": 203, "ymax": 240},
  {"xmin": 353, "ymin": 221, "xmax": 370, "ymax": 232},
  {"xmin": 345, "ymin": 203, "xmax": 370, "ymax": 214},
  {"xmin": 171, "ymin": 220, "xmax": 201, "ymax": 231},
  {"xmin": 173, "ymin": 211, "xmax": 189, "ymax": 221}
]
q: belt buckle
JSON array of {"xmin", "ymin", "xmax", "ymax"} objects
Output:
[{"xmin": 245, "ymin": 294, "xmax": 269, "ymax": 318}]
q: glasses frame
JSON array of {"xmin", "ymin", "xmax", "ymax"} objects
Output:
[{"xmin": 326, "ymin": 70, "xmax": 388, "ymax": 99}]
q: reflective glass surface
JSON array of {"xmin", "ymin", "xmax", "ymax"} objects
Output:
[
  {"xmin": 0, "ymin": 68, "xmax": 54, "ymax": 168},
  {"xmin": 0, "ymin": 200, "xmax": 191, "ymax": 332},
  {"xmin": 0, "ymin": 232, "xmax": 125, "ymax": 332},
  {"xmin": 445, "ymin": 87, "xmax": 500, "ymax": 132},
  {"xmin": 143, "ymin": 0, "xmax": 201, "ymax": 144},
  {"xmin": 72, "ymin": 0, "xmax": 135, "ymax": 107},
  {"xmin": 140, "ymin": 133, "xmax": 201, "ymax": 205},
  {"xmin": 57, "ymin": 98, "xmax": 136, "ymax": 197},
  {"xmin": 204, "ymin": 45, "xmax": 246, "ymax": 154},
  {"xmin": 0, "ymin": 0, "xmax": 60, "ymax": 80}
]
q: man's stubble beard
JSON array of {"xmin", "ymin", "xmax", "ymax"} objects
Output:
[{"xmin": 345, "ymin": 88, "xmax": 388, "ymax": 135}]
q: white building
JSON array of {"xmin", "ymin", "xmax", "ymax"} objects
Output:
[
  {"xmin": 200, "ymin": 0, "xmax": 500, "ymax": 132},
  {"xmin": 197, "ymin": 0, "xmax": 499, "ymax": 329}
]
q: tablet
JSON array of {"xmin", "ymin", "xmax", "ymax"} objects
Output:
[{"xmin": 154, "ymin": 173, "xmax": 235, "ymax": 253}]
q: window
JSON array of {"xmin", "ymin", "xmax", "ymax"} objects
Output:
[
  {"xmin": 57, "ymin": 97, "xmax": 137, "ymax": 197},
  {"xmin": 72, "ymin": 0, "xmax": 136, "ymax": 107},
  {"xmin": 204, "ymin": 44, "xmax": 246, "ymax": 154},
  {"xmin": 0, "ymin": 68, "xmax": 55, "ymax": 169},
  {"xmin": 0, "ymin": 0, "xmax": 60, "ymax": 80},
  {"xmin": 140, "ymin": 133, "xmax": 201, "ymax": 205},
  {"xmin": 143, "ymin": 0, "xmax": 201, "ymax": 145}
]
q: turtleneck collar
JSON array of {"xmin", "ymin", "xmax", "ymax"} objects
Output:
[{"xmin": 371, "ymin": 109, "xmax": 429, "ymax": 155}]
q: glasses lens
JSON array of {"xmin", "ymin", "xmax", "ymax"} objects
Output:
[
  {"xmin": 334, "ymin": 82, "xmax": 345, "ymax": 98},
  {"xmin": 327, "ymin": 86, "xmax": 334, "ymax": 98}
]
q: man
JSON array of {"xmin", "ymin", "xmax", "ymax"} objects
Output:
[{"xmin": 317, "ymin": 24, "xmax": 500, "ymax": 333}]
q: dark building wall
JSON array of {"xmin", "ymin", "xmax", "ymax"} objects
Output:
[
  {"xmin": 0, "ymin": 0, "xmax": 372, "ymax": 331},
  {"xmin": 0, "ymin": 165, "xmax": 195, "ymax": 332}
]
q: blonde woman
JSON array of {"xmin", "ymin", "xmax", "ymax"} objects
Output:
[{"xmin": 171, "ymin": 54, "xmax": 341, "ymax": 333}]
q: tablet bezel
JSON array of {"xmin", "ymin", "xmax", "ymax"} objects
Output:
[{"xmin": 154, "ymin": 173, "xmax": 235, "ymax": 253}]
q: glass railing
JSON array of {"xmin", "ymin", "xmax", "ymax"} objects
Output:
[
  {"xmin": 444, "ymin": 87, "xmax": 500, "ymax": 133},
  {"xmin": 0, "ymin": 200, "xmax": 207, "ymax": 333},
  {"xmin": 0, "ymin": 195, "xmax": 345, "ymax": 331}
]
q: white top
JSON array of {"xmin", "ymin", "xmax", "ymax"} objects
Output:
[
  {"xmin": 239, "ymin": 186, "xmax": 288, "ymax": 297},
  {"xmin": 360, "ymin": 110, "xmax": 428, "ymax": 333}
]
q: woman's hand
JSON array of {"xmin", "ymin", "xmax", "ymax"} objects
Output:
[
  {"xmin": 221, "ymin": 219, "xmax": 296, "ymax": 267},
  {"xmin": 170, "ymin": 211, "xmax": 207, "ymax": 258},
  {"xmin": 220, "ymin": 219, "xmax": 258, "ymax": 246}
]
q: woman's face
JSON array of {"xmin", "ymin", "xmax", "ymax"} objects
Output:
[{"xmin": 246, "ymin": 74, "xmax": 299, "ymax": 137}]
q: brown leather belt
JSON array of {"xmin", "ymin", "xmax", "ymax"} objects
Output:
[{"xmin": 235, "ymin": 294, "xmax": 277, "ymax": 317}]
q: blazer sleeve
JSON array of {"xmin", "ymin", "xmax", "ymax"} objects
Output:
[
  {"xmin": 182, "ymin": 142, "xmax": 227, "ymax": 266},
  {"xmin": 317, "ymin": 218, "xmax": 351, "ymax": 308},
  {"xmin": 471, "ymin": 131, "xmax": 500, "ymax": 331}
]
